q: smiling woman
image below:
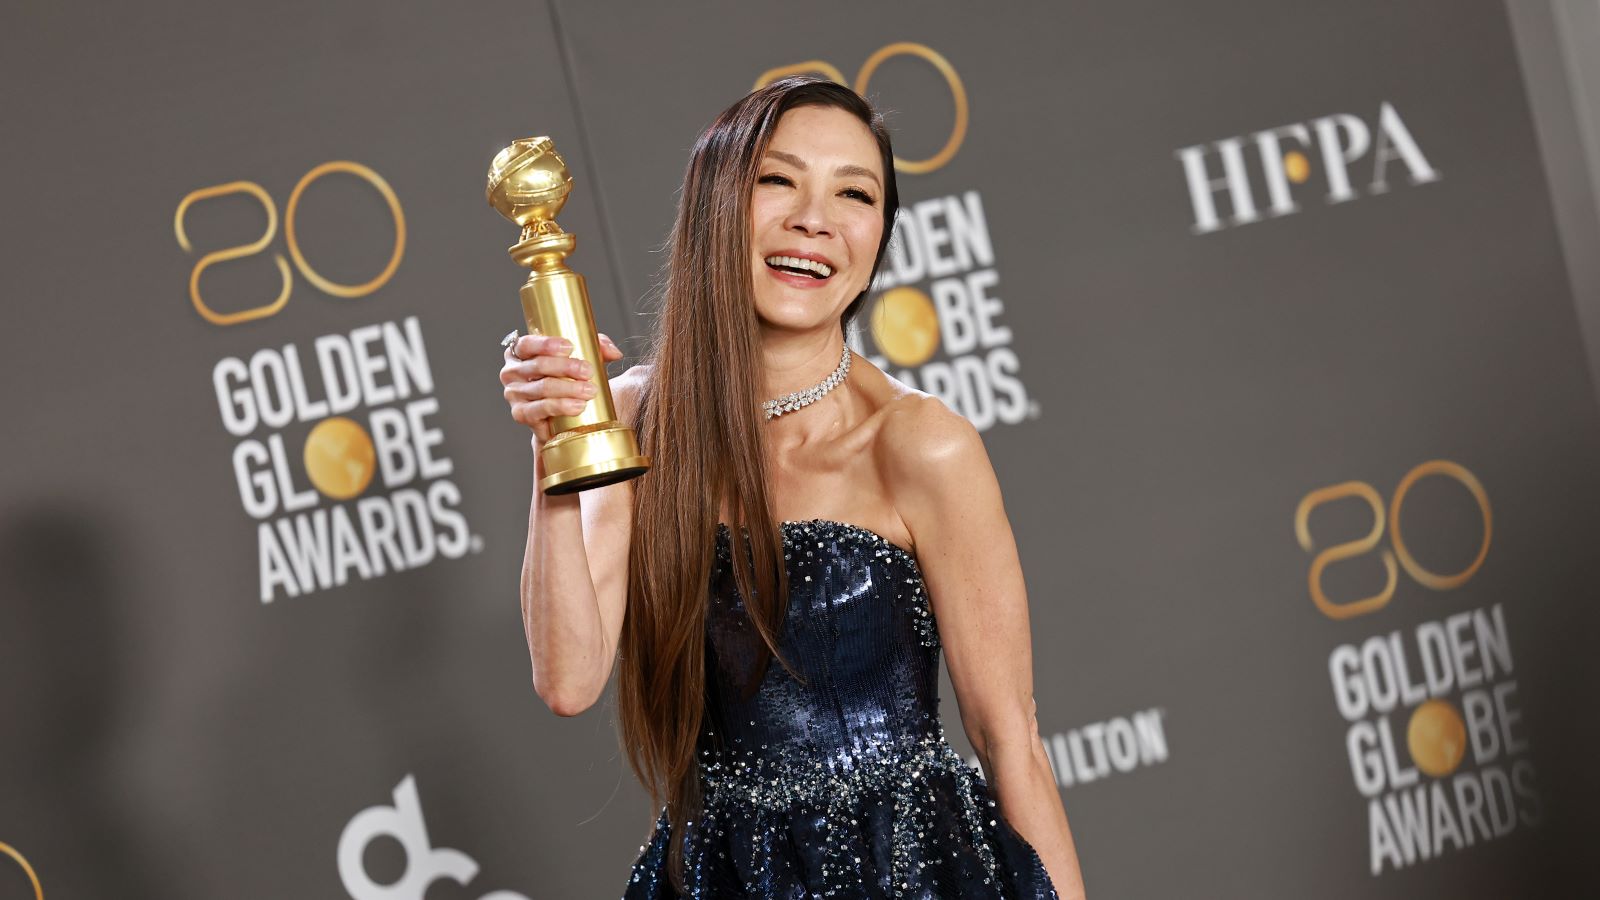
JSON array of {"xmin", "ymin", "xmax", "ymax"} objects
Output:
[
  {"xmin": 749, "ymin": 105, "xmax": 889, "ymax": 338},
  {"xmin": 498, "ymin": 75, "xmax": 1085, "ymax": 899}
]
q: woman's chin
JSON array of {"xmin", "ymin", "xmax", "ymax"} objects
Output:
[{"xmin": 754, "ymin": 306, "xmax": 847, "ymax": 334}]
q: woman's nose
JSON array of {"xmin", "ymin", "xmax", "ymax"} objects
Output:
[{"xmin": 784, "ymin": 189, "xmax": 832, "ymax": 237}]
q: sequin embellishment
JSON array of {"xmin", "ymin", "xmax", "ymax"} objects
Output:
[{"xmin": 623, "ymin": 519, "xmax": 1057, "ymax": 899}]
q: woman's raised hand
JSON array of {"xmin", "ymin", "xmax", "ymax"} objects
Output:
[{"xmin": 501, "ymin": 332, "xmax": 625, "ymax": 446}]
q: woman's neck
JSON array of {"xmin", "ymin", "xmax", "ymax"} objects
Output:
[{"xmin": 757, "ymin": 327, "xmax": 847, "ymax": 401}]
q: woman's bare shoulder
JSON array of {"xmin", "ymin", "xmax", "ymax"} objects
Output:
[
  {"xmin": 609, "ymin": 361, "xmax": 654, "ymax": 427},
  {"xmin": 853, "ymin": 356, "xmax": 980, "ymax": 470}
]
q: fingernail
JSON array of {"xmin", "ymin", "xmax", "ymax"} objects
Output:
[
  {"xmin": 577, "ymin": 360, "xmax": 593, "ymax": 377},
  {"xmin": 580, "ymin": 382, "xmax": 597, "ymax": 396},
  {"xmin": 554, "ymin": 339, "xmax": 573, "ymax": 352}
]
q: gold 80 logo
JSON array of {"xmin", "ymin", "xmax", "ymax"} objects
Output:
[
  {"xmin": 0, "ymin": 841, "xmax": 42, "ymax": 900},
  {"xmin": 174, "ymin": 161, "xmax": 406, "ymax": 326},
  {"xmin": 754, "ymin": 42, "xmax": 967, "ymax": 174},
  {"xmin": 1294, "ymin": 460, "xmax": 1492, "ymax": 620}
]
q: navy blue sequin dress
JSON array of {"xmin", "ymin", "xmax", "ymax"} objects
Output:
[{"xmin": 624, "ymin": 519, "xmax": 1058, "ymax": 898}]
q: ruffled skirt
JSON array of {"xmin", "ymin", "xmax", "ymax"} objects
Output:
[{"xmin": 622, "ymin": 734, "xmax": 1058, "ymax": 899}]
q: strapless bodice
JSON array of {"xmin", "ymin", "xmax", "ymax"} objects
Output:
[{"xmin": 702, "ymin": 519, "xmax": 942, "ymax": 767}]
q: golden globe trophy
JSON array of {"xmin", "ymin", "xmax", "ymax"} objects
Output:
[{"xmin": 487, "ymin": 137, "xmax": 650, "ymax": 494}]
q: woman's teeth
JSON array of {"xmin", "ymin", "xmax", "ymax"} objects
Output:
[{"xmin": 765, "ymin": 255, "xmax": 833, "ymax": 278}]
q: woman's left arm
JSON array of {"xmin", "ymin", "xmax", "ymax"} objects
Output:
[{"xmin": 884, "ymin": 397, "xmax": 1087, "ymax": 900}]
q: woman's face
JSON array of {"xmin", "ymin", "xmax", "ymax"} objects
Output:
[{"xmin": 749, "ymin": 104, "xmax": 886, "ymax": 333}]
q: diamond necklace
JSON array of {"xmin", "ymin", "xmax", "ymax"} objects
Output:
[{"xmin": 762, "ymin": 343, "xmax": 851, "ymax": 420}]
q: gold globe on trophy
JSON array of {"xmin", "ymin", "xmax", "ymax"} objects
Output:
[{"xmin": 488, "ymin": 137, "xmax": 650, "ymax": 494}]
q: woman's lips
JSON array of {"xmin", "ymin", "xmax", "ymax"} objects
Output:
[{"xmin": 763, "ymin": 262, "xmax": 833, "ymax": 289}]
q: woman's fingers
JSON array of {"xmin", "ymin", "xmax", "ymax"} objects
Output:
[
  {"xmin": 497, "ymin": 330, "xmax": 616, "ymax": 442},
  {"xmin": 503, "ymin": 376, "xmax": 598, "ymax": 402},
  {"xmin": 508, "ymin": 331, "xmax": 621, "ymax": 363},
  {"xmin": 511, "ymin": 333, "xmax": 573, "ymax": 361},
  {"xmin": 512, "ymin": 400, "xmax": 581, "ymax": 443},
  {"xmin": 511, "ymin": 397, "xmax": 589, "ymax": 429},
  {"xmin": 501, "ymin": 353, "xmax": 592, "ymax": 385}
]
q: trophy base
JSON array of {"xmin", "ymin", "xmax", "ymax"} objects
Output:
[{"xmin": 538, "ymin": 424, "xmax": 652, "ymax": 495}]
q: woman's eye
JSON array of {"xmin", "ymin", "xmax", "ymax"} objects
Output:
[
  {"xmin": 758, "ymin": 173, "xmax": 792, "ymax": 186},
  {"xmin": 842, "ymin": 188, "xmax": 876, "ymax": 205}
]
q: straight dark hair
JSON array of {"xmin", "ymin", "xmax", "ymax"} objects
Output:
[{"xmin": 616, "ymin": 75, "xmax": 899, "ymax": 891}]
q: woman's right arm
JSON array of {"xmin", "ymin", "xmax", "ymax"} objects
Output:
[{"xmin": 501, "ymin": 333, "xmax": 644, "ymax": 716}]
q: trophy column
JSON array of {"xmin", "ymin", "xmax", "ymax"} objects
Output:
[{"xmin": 488, "ymin": 137, "xmax": 650, "ymax": 494}]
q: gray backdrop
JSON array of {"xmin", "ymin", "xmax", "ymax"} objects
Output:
[{"xmin": 4, "ymin": 1, "xmax": 1599, "ymax": 897}]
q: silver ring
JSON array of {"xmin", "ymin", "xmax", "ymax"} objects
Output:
[{"xmin": 501, "ymin": 329, "xmax": 521, "ymax": 360}]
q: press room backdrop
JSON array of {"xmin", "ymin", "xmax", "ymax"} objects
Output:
[{"xmin": 4, "ymin": 1, "xmax": 1600, "ymax": 897}]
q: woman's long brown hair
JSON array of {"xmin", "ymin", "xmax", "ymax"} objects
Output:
[{"xmin": 616, "ymin": 76, "xmax": 899, "ymax": 890}]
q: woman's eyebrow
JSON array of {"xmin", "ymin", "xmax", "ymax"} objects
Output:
[
  {"xmin": 835, "ymin": 164, "xmax": 882, "ymax": 189},
  {"xmin": 764, "ymin": 151, "xmax": 882, "ymax": 189},
  {"xmin": 764, "ymin": 150, "xmax": 807, "ymax": 169}
]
